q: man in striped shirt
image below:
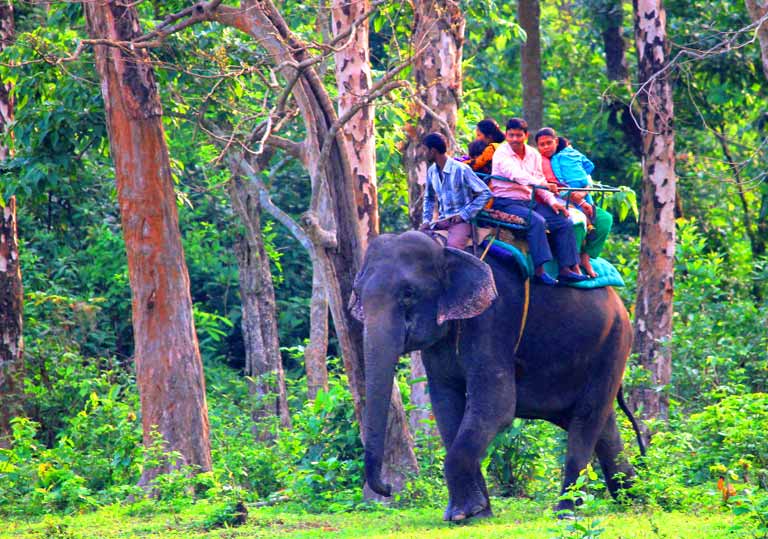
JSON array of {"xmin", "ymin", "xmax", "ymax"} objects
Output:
[{"xmin": 421, "ymin": 133, "xmax": 492, "ymax": 249}]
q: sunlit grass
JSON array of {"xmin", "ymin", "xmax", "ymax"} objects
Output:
[{"xmin": 0, "ymin": 497, "xmax": 750, "ymax": 538}]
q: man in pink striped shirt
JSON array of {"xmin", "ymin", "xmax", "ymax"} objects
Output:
[{"xmin": 490, "ymin": 118, "xmax": 586, "ymax": 285}]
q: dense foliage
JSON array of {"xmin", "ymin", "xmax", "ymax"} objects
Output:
[{"xmin": 0, "ymin": 0, "xmax": 766, "ymax": 535}]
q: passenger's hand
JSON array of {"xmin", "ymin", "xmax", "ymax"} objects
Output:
[
  {"xmin": 547, "ymin": 182, "xmax": 559, "ymax": 194},
  {"xmin": 550, "ymin": 200, "xmax": 569, "ymax": 217},
  {"xmin": 449, "ymin": 215, "xmax": 464, "ymax": 225},
  {"xmin": 581, "ymin": 203, "xmax": 594, "ymax": 220}
]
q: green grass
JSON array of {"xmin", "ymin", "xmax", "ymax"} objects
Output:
[{"xmin": 0, "ymin": 498, "xmax": 753, "ymax": 539}]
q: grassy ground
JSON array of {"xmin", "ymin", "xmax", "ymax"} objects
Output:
[{"xmin": 0, "ymin": 498, "xmax": 752, "ymax": 539}]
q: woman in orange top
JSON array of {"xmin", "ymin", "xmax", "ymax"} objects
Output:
[{"xmin": 468, "ymin": 119, "xmax": 505, "ymax": 175}]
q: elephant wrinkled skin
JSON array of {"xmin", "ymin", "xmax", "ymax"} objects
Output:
[{"xmin": 351, "ymin": 231, "xmax": 638, "ymax": 521}]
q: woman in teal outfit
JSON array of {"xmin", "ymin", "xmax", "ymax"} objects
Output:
[{"xmin": 535, "ymin": 128, "xmax": 613, "ymax": 278}]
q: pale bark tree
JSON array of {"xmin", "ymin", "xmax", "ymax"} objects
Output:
[
  {"xmin": 84, "ymin": 2, "xmax": 211, "ymax": 482},
  {"xmin": 328, "ymin": 0, "xmax": 379, "ymax": 403},
  {"xmin": 305, "ymin": 267, "xmax": 330, "ymax": 399},
  {"xmin": 630, "ymin": 0, "xmax": 676, "ymax": 431},
  {"xmin": 745, "ymin": 0, "xmax": 768, "ymax": 80},
  {"xmin": 0, "ymin": 197, "xmax": 23, "ymax": 448},
  {"xmin": 0, "ymin": 0, "xmax": 12, "ymax": 162},
  {"xmin": 403, "ymin": 0, "xmax": 465, "ymax": 230},
  {"xmin": 402, "ymin": 0, "xmax": 464, "ymax": 438},
  {"xmin": 229, "ymin": 174, "xmax": 292, "ymax": 436},
  {"xmin": 744, "ymin": 0, "xmax": 768, "ymax": 268},
  {"xmin": 0, "ymin": 1, "xmax": 20, "ymax": 449},
  {"xmin": 332, "ymin": 0, "xmax": 379, "ymax": 248},
  {"xmin": 519, "ymin": 0, "xmax": 543, "ymax": 133}
]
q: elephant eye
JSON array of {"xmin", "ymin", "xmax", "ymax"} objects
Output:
[{"xmin": 400, "ymin": 285, "xmax": 418, "ymax": 306}]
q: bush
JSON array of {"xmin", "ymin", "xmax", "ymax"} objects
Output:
[
  {"xmin": 485, "ymin": 419, "xmax": 565, "ymax": 498},
  {"xmin": 631, "ymin": 393, "xmax": 768, "ymax": 510},
  {"xmin": 274, "ymin": 377, "xmax": 365, "ymax": 511}
]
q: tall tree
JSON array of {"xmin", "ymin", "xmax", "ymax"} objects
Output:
[
  {"xmin": 745, "ymin": 0, "xmax": 768, "ymax": 80},
  {"xmin": 84, "ymin": 2, "xmax": 211, "ymax": 482},
  {"xmin": 0, "ymin": 197, "xmax": 23, "ymax": 448},
  {"xmin": 519, "ymin": 0, "xmax": 543, "ymax": 132},
  {"xmin": 0, "ymin": 0, "xmax": 12, "ymax": 162},
  {"xmin": 229, "ymin": 173, "xmax": 292, "ymax": 436},
  {"xmin": 403, "ymin": 0, "xmax": 465, "ymax": 229},
  {"xmin": 587, "ymin": 0, "xmax": 643, "ymax": 156},
  {"xmin": 332, "ymin": 0, "xmax": 379, "ymax": 248},
  {"xmin": 0, "ymin": 0, "xmax": 21, "ymax": 449},
  {"xmin": 402, "ymin": 0, "xmax": 465, "ymax": 437},
  {"xmin": 630, "ymin": 0, "xmax": 677, "ymax": 429},
  {"xmin": 744, "ymin": 0, "xmax": 768, "ymax": 271},
  {"xmin": 592, "ymin": 0, "xmax": 629, "ymax": 81}
]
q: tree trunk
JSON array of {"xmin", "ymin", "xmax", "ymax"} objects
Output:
[
  {"xmin": 305, "ymin": 263, "xmax": 329, "ymax": 399},
  {"xmin": 84, "ymin": 2, "xmax": 211, "ymax": 482},
  {"xmin": 744, "ymin": 0, "xmax": 768, "ymax": 272},
  {"xmin": 403, "ymin": 0, "xmax": 465, "ymax": 230},
  {"xmin": 630, "ymin": 0, "xmax": 676, "ymax": 431},
  {"xmin": 590, "ymin": 0, "xmax": 643, "ymax": 157},
  {"xmin": 332, "ymin": 0, "xmax": 379, "ymax": 249},
  {"xmin": 745, "ymin": 0, "xmax": 768, "ymax": 81},
  {"xmin": 229, "ymin": 176, "xmax": 292, "ymax": 437},
  {"xmin": 214, "ymin": 1, "xmax": 417, "ymax": 494},
  {"xmin": 519, "ymin": 0, "xmax": 543, "ymax": 133},
  {"xmin": 0, "ymin": 197, "xmax": 23, "ymax": 448},
  {"xmin": 408, "ymin": 351, "xmax": 435, "ymax": 438},
  {"xmin": 0, "ymin": 1, "xmax": 13, "ymax": 162},
  {"xmin": 593, "ymin": 0, "xmax": 629, "ymax": 81},
  {"xmin": 402, "ymin": 0, "xmax": 464, "ymax": 437},
  {"xmin": 226, "ymin": 155, "xmax": 330, "ymax": 402}
]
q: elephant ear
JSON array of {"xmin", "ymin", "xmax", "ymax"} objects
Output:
[
  {"xmin": 437, "ymin": 248, "xmax": 498, "ymax": 325},
  {"xmin": 348, "ymin": 288, "xmax": 364, "ymax": 322},
  {"xmin": 348, "ymin": 250, "xmax": 375, "ymax": 323}
]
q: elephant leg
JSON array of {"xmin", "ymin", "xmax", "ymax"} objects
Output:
[
  {"xmin": 443, "ymin": 367, "xmax": 517, "ymax": 522},
  {"xmin": 426, "ymin": 380, "xmax": 473, "ymax": 521},
  {"xmin": 422, "ymin": 353, "xmax": 480, "ymax": 521},
  {"xmin": 595, "ymin": 411, "xmax": 636, "ymax": 500},
  {"xmin": 556, "ymin": 412, "xmax": 608, "ymax": 514}
]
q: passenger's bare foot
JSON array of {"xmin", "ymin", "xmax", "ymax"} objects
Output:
[{"xmin": 580, "ymin": 253, "xmax": 597, "ymax": 278}]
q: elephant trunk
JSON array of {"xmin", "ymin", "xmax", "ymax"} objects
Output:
[{"xmin": 362, "ymin": 305, "xmax": 405, "ymax": 498}]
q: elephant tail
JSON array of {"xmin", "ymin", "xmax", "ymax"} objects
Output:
[{"xmin": 616, "ymin": 385, "xmax": 647, "ymax": 458}]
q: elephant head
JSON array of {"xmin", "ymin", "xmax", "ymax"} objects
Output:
[{"xmin": 348, "ymin": 231, "xmax": 497, "ymax": 496}]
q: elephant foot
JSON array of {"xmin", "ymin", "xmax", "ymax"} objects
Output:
[
  {"xmin": 444, "ymin": 496, "xmax": 492, "ymax": 522},
  {"xmin": 554, "ymin": 499, "xmax": 576, "ymax": 520}
]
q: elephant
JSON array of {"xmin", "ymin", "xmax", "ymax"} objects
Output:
[{"xmin": 349, "ymin": 230, "xmax": 644, "ymax": 522}]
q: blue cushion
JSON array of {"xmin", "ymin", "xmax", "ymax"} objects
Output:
[{"xmin": 482, "ymin": 239, "xmax": 625, "ymax": 289}]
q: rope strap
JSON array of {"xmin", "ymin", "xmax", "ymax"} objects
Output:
[{"xmin": 478, "ymin": 227, "xmax": 530, "ymax": 358}]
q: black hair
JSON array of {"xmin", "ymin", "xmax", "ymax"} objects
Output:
[
  {"xmin": 477, "ymin": 119, "xmax": 505, "ymax": 143},
  {"xmin": 422, "ymin": 132, "xmax": 447, "ymax": 154},
  {"xmin": 535, "ymin": 127, "xmax": 557, "ymax": 142},
  {"xmin": 505, "ymin": 117, "xmax": 528, "ymax": 133},
  {"xmin": 468, "ymin": 139, "xmax": 489, "ymax": 158},
  {"xmin": 556, "ymin": 136, "xmax": 570, "ymax": 153}
]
